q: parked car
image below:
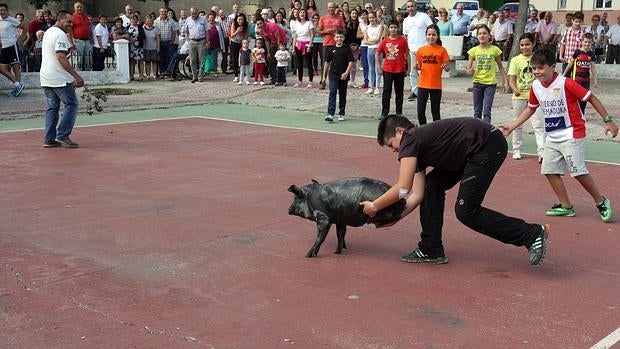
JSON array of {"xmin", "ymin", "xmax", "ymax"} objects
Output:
[
  {"xmin": 498, "ymin": 2, "xmax": 537, "ymax": 20},
  {"xmin": 449, "ymin": 0, "xmax": 479, "ymax": 19},
  {"xmin": 398, "ymin": 1, "xmax": 437, "ymax": 17}
]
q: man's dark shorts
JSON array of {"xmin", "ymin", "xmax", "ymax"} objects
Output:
[{"xmin": 0, "ymin": 45, "xmax": 20, "ymax": 65}]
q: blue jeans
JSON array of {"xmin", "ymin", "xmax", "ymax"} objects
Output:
[
  {"xmin": 159, "ymin": 42, "xmax": 177, "ymax": 73},
  {"xmin": 327, "ymin": 77, "xmax": 348, "ymax": 116},
  {"xmin": 360, "ymin": 46, "xmax": 369, "ymax": 85},
  {"xmin": 43, "ymin": 83, "xmax": 78, "ymax": 141},
  {"xmin": 366, "ymin": 47, "xmax": 382, "ymax": 88},
  {"xmin": 408, "ymin": 51, "xmax": 419, "ymax": 94},
  {"xmin": 472, "ymin": 82, "xmax": 496, "ymax": 123}
]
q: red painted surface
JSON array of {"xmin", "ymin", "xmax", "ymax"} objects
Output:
[{"xmin": 1, "ymin": 118, "xmax": 618, "ymax": 348}]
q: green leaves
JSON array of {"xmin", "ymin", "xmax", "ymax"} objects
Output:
[{"xmin": 80, "ymin": 87, "xmax": 108, "ymax": 115}]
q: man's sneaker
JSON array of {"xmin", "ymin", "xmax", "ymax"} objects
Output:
[
  {"xmin": 13, "ymin": 83, "xmax": 25, "ymax": 97},
  {"xmin": 512, "ymin": 149, "xmax": 522, "ymax": 160},
  {"xmin": 338, "ymin": 115, "xmax": 345, "ymax": 121},
  {"xmin": 596, "ymin": 196, "xmax": 613, "ymax": 222},
  {"xmin": 407, "ymin": 92, "xmax": 417, "ymax": 100},
  {"xmin": 324, "ymin": 114, "xmax": 334, "ymax": 122},
  {"xmin": 56, "ymin": 137, "xmax": 79, "ymax": 148},
  {"xmin": 545, "ymin": 204, "xmax": 575, "ymax": 217},
  {"xmin": 43, "ymin": 140, "xmax": 62, "ymax": 148},
  {"xmin": 7, "ymin": 88, "xmax": 16, "ymax": 97},
  {"xmin": 528, "ymin": 224, "xmax": 549, "ymax": 267},
  {"xmin": 233, "ymin": 77, "xmax": 239, "ymax": 82},
  {"xmin": 373, "ymin": 88, "xmax": 381, "ymax": 95},
  {"xmin": 401, "ymin": 248, "xmax": 448, "ymax": 264},
  {"xmin": 366, "ymin": 88, "xmax": 374, "ymax": 95}
]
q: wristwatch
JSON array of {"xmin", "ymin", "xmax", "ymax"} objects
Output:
[{"xmin": 603, "ymin": 115, "xmax": 614, "ymax": 123}]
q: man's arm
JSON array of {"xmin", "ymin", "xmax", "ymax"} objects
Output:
[{"xmin": 57, "ymin": 52, "xmax": 84, "ymax": 87}]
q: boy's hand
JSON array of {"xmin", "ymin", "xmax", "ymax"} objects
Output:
[
  {"xmin": 319, "ymin": 80, "xmax": 326, "ymax": 89},
  {"xmin": 360, "ymin": 201, "xmax": 378, "ymax": 218},
  {"xmin": 499, "ymin": 124, "xmax": 513, "ymax": 137},
  {"xmin": 340, "ymin": 72, "xmax": 349, "ymax": 80}
]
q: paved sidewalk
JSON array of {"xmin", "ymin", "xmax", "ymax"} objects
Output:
[{"xmin": 2, "ymin": 74, "xmax": 619, "ymax": 142}]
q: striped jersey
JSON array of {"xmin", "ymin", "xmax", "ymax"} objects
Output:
[{"xmin": 528, "ymin": 73, "xmax": 591, "ymax": 141}]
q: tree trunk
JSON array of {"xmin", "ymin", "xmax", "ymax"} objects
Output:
[{"xmin": 509, "ymin": 0, "xmax": 530, "ymax": 60}]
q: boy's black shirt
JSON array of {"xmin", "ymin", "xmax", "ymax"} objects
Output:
[
  {"xmin": 398, "ymin": 118, "xmax": 493, "ymax": 172},
  {"xmin": 325, "ymin": 44, "xmax": 354, "ymax": 81}
]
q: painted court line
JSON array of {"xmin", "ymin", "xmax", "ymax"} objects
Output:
[
  {"xmin": 2, "ymin": 115, "xmax": 619, "ymax": 167},
  {"xmin": 589, "ymin": 327, "xmax": 620, "ymax": 349}
]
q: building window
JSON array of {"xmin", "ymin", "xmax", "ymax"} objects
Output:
[
  {"xmin": 558, "ymin": 0, "xmax": 567, "ymax": 9},
  {"xmin": 594, "ymin": 0, "xmax": 613, "ymax": 9}
]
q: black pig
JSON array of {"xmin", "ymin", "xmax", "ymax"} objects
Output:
[{"xmin": 288, "ymin": 177, "xmax": 406, "ymax": 257}]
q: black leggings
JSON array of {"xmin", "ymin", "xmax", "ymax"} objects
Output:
[
  {"xmin": 294, "ymin": 48, "xmax": 314, "ymax": 82},
  {"xmin": 230, "ymin": 40, "xmax": 242, "ymax": 77},
  {"xmin": 311, "ymin": 42, "xmax": 323, "ymax": 71},
  {"xmin": 417, "ymin": 88, "xmax": 442, "ymax": 125}
]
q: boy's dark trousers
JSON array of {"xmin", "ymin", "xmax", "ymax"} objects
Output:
[
  {"xmin": 276, "ymin": 66, "xmax": 287, "ymax": 84},
  {"xmin": 418, "ymin": 129, "xmax": 541, "ymax": 257},
  {"xmin": 92, "ymin": 48, "xmax": 107, "ymax": 71},
  {"xmin": 380, "ymin": 72, "xmax": 405, "ymax": 118},
  {"xmin": 327, "ymin": 77, "xmax": 348, "ymax": 116}
]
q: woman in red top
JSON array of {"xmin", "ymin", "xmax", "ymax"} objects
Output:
[{"xmin": 376, "ymin": 21, "xmax": 409, "ymax": 120}]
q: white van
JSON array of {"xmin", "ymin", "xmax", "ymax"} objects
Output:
[{"xmin": 449, "ymin": 0, "xmax": 479, "ymax": 19}]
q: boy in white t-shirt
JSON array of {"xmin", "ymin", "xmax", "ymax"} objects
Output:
[
  {"xmin": 92, "ymin": 14, "xmax": 109, "ymax": 71},
  {"xmin": 274, "ymin": 42, "xmax": 291, "ymax": 86}
]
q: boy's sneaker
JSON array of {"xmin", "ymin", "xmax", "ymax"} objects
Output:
[
  {"xmin": 365, "ymin": 88, "xmax": 374, "ymax": 95},
  {"xmin": 13, "ymin": 82, "xmax": 25, "ymax": 97},
  {"xmin": 401, "ymin": 248, "xmax": 448, "ymax": 264},
  {"xmin": 527, "ymin": 224, "xmax": 549, "ymax": 267},
  {"xmin": 373, "ymin": 88, "xmax": 381, "ymax": 95},
  {"xmin": 596, "ymin": 196, "xmax": 613, "ymax": 222},
  {"xmin": 545, "ymin": 204, "xmax": 575, "ymax": 217},
  {"xmin": 259, "ymin": 81, "xmax": 265, "ymax": 85},
  {"xmin": 512, "ymin": 150, "xmax": 522, "ymax": 160},
  {"xmin": 7, "ymin": 88, "xmax": 16, "ymax": 97},
  {"xmin": 238, "ymin": 81, "xmax": 243, "ymax": 85},
  {"xmin": 338, "ymin": 115, "xmax": 345, "ymax": 121},
  {"xmin": 253, "ymin": 81, "xmax": 258, "ymax": 85},
  {"xmin": 324, "ymin": 114, "xmax": 334, "ymax": 122},
  {"xmin": 245, "ymin": 80, "xmax": 250, "ymax": 85},
  {"xmin": 233, "ymin": 77, "xmax": 239, "ymax": 82}
]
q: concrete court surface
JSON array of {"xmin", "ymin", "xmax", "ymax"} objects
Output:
[{"xmin": 1, "ymin": 109, "xmax": 619, "ymax": 348}]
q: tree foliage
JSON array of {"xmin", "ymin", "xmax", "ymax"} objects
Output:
[
  {"xmin": 25, "ymin": 0, "xmax": 62, "ymax": 8},
  {"xmin": 138, "ymin": 0, "xmax": 174, "ymax": 10}
]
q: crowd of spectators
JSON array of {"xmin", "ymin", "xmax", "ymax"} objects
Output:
[{"xmin": 1, "ymin": 1, "xmax": 619, "ymax": 84}]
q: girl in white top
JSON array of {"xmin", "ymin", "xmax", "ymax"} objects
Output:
[
  {"xmin": 364, "ymin": 10, "xmax": 383, "ymax": 95},
  {"xmin": 291, "ymin": 8, "xmax": 315, "ymax": 87}
]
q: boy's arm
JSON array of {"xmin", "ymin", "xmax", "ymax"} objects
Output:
[
  {"xmin": 562, "ymin": 58, "xmax": 574, "ymax": 76},
  {"xmin": 322, "ymin": 61, "xmax": 330, "ymax": 82},
  {"xmin": 361, "ymin": 156, "xmax": 417, "ymax": 217},
  {"xmin": 500, "ymin": 106, "xmax": 537, "ymax": 136},
  {"xmin": 341, "ymin": 60, "xmax": 354, "ymax": 80},
  {"xmin": 589, "ymin": 94, "xmax": 619, "ymax": 137},
  {"xmin": 559, "ymin": 42, "xmax": 566, "ymax": 61},
  {"xmin": 591, "ymin": 60, "xmax": 597, "ymax": 87},
  {"xmin": 400, "ymin": 171, "xmax": 426, "ymax": 217}
]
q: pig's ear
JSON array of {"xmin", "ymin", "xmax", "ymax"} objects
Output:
[
  {"xmin": 311, "ymin": 179, "xmax": 320, "ymax": 184},
  {"xmin": 288, "ymin": 185, "xmax": 302, "ymax": 196}
]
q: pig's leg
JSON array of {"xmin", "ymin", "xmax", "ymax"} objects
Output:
[
  {"xmin": 335, "ymin": 224, "xmax": 347, "ymax": 254},
  {"xmin": 306, "ymin": 211, "xmax": 331, "ymax": 258}
]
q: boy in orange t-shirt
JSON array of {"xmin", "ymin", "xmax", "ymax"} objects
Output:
[
  {"xmin": 415, "ymin": 24, "xmax": 450, "ymax": 125},
  {"xmin": 376, "ymin": 21, "xmax": 410, "ymax": 120}
]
